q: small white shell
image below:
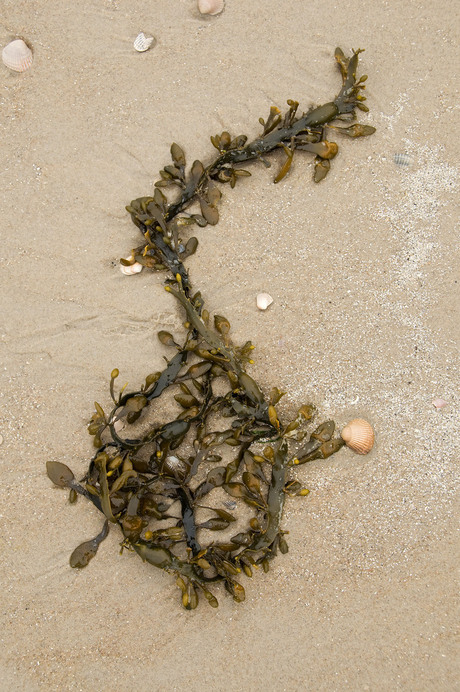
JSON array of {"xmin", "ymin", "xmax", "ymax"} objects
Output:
[
  {"xmin": 394, "ymin": 153, "xmax": 412, "ymax": 167},
  {"xmin": 198, "ymin": 0, "xmax": 225, "ymax": 15},
  {"xmin": 133, "ymin": 32, "xmax": 155, "ymax": 52},
  {"xmin": 165, "ymin": 455, "xmax": 183, "ymax": 471},
  {"xmin": 256, "ymin": 292, "xmax": 273, "ymax": 310},
  {"xmin": 2, "ymin": 39, "xmax": 33, "ymax": 73},
  {"xmin": 341, "ymin": 418, "xmax": 374, "ymax": 455},
  {"xmin": 120, "ymin": 259, "xmax": 143, "ymax": 275},
  {"xmin": 432, "ymin": 398, "xmax": 447, "ymax": 409}
]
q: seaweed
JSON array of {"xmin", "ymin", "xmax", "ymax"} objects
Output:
[{"xmin": 47, "ymin": 48, "xmax": 375, "ymax": 609}]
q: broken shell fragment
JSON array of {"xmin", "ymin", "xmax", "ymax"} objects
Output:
[
  {"xmin": 120, "ymin": 259, "xmax": 143, "ymax": 275},
  {"xmin": 2, "ymin": 39, "xmax": 33, "ymax": 73},
  {"xmin": 198, "ymin": 0, "xmax": 225, "ymax": 16},
  {"xmin": 341, "ymin": 418, "xmax": 374, "ymax": 455},
  {"xmin": 256, "ymin": 293, "xmax": 273, "ymax": 310},
  {"xmin": 133, "ymin": 32, "xmax": 155, "ymax": 52},
  {"xmin": 432, "ymin": 398, "xmax": 447, "ymax": 409},
  {"xmin": 393, "ymin": 153, "xmax": 412, "ymax": 168}
]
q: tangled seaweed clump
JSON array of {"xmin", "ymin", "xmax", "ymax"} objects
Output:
[{"xmin": 47, "ymin": 48, "xmax": 375, "ymax": 609}]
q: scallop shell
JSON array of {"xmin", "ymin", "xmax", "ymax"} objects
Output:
[
  {"xmin": 256, "ymin": 292, "xmax": 273, "ymax": 310},
  {"xmin": 133, "ymin": 32, "xmax": 155, "ymax": 52},
  {"xmin": 2, "ymin": 39, "xmax": 33, "ymax": 73},
  {"xmin": 198, "ymin": 0, "xmax": 225, "ymax": 15},
  {"xmin": 341, "ymin": 418, "xmax": 374, "ymax": 455}
]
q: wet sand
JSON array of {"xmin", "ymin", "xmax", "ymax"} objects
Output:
[{"xmin": 1, "ymin": 1, "xmax": 458, "ymax": 690}]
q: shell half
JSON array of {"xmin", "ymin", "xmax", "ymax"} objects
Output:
[
  {"xmin": 2, "ymin": 39, "xmax": 33, "ymax": 73},
  {"xmin": 120, "ymin": 260, "xmax": 143, "ymax": 275},
  {"xmin": 256, "ymin": 292, "xmax": 273, "ymax": 310},
  {"xmin": 133, "ymin": 33, "xmax": 155, "ymax": 53},
  {"xmin": 341, "ymin": 418, "xmax": 374, "ymax": 455},
  {"xmin": 198, "ymin": 0, "xmax": 225, "ymax": 16}
]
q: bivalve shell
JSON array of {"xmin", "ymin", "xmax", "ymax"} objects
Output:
[
  {"xmin": 198, "ymin": 0, "xmax": 225, "ymax": 16},
  {"xmin": 341, "ymin": 418, "xmax": 374, "ymax": 455},
  {"xmin": 133, "ymin": 32, "xmax": 155, "ymax": 53},
  {"xmin": 256, "ymin": 292, "xmax": 273, "ymax": 310},
  {"xmin": 120, "ymin": 259, "xmax": 143, "ymax": 275},
  {"xmin": 2, "ymin": 39, "xmax": 33, "ymax": 73}
]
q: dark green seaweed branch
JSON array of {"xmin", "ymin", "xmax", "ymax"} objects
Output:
[{"xmin": 47, "ymin": 48, "xmax": 375, "ymax": 609}]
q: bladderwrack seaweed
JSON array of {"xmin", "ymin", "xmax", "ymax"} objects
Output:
[{"xmin": 46, "ymin": 48, "xmax": 375, "ymax": 609}]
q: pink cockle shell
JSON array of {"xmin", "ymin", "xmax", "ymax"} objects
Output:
[
  {"xmin": 341, "ymin": 418, "xmax": 374, "ymax": 455},
  {"xmin": 2, "ymin": 39, "xmax": 33, "ymax": 73},
  {"xmin": 198, "ymin": 0, "xmax": 225, "ymax": 16}
]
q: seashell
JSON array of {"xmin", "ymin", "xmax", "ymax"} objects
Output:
[
  {"xmin": 133, "ymin": 32, "xmax": 155, "ymax": 52},
  {"xmin": 120, "ymin": 258, "xmax": 143, "ymax": 275},
  {"xmin": 432, "ymin": 398, "xmax": 447, "ymax": 409},
  {"xmin": 341, "ymin": 418, "xmax": 374, "ymax": 455},
  {"xmin": 393, "ymin": 153, "xmax": 412, "ymax": 167},
  {"xmin": 256, "ymin": 292, "xmax": 273, "ymax": 310},
  {"xmin": 198, "ymin": 0, "xmax": 225, "ymax": 16},
  {"xmin": 2, "ymin": 39, "xmax": 33, "ymax": 73},
  {"xmin": 165, "ymin": 455, "xmax": 183, "ymax": 470}
]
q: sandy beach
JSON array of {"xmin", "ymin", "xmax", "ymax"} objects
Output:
[{"xmin": 1, "ymin": 1, "xmax": 459, "ymax": 690}]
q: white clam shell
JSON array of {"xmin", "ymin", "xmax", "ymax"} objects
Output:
[
  {"xmin": 133, "ymin": 32, "xmax": 155, "ymax": 52},
  {"xmin": 256, "ymin": 292, "xmax": 273, "ymax": 310},
  {"xmin": 2, "ymin": 39, "xmax": 33, "ymax": 73},
  {"xmin": 198, "ymin": 0, "xmax": 225, "ymax": 15},
  {"xmin": 341, "ymin": 418, "xmax": 374, "ymax": 455},
  {"xmin": 120, "ymin": 259, "xmax": 143, "ymax": 275}
]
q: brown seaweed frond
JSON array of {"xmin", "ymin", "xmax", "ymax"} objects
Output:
[{"xmin": 47, "ymin": 48, "xmax": 374, "ymax": 609}]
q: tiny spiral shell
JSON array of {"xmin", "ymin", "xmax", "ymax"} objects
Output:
[
  {"xmin": 2, "ymin": 39, "xmax": 33, "ymax": 73},
  {"xmin": 341, "ymin": 418, "xmax": 374, "ymax": 455}
]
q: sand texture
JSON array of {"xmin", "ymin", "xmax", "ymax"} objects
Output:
[{"xmin": 1, "ymin": 1, "xmax": 459, "ymax": 690}]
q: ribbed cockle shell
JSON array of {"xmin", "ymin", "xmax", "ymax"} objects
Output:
[
  {"xmin": 133, "ymin": 33, "xmax": 155, "ymax": 53},
  {"xmin": 198, "ymin": 0, "xmax": 225, "ymax": 16},
  {"xmin": 341, "ymin": 418, "xmax": 374, "ymax": 455},
  {"xmin": 2, "ymin": 39, "xmax": 33, "ymax": 73}
]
